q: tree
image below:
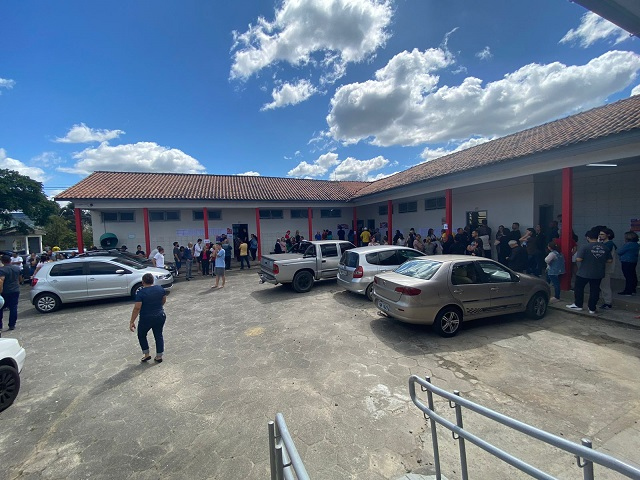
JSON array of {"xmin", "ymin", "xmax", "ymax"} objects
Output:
[
  {"xmin": 59, "ymin": 202, "xmax": 93, "ymax": 248},
  {"xmin": 42, "ymin": 215, "xmax": 76, "ymax": 249},
  {"xmin": 0, "ymin": 169, "xmax": 59, "ymax": 231}
]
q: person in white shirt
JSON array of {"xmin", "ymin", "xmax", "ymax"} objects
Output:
[
  {"xmin": 153, "ymin": 247, "xmax": 165, "ymax": 268},
  {"xmin": 193, "ymin": 239, "xmax": 203, "ymax": 272},
  {"xmin": 10, "ymin": 252, "xmax": 23, "ymax": 269}
]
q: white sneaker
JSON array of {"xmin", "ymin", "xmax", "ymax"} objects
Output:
[
  {"xmin": 589, "ymin": 310, "xmax": 596, "ymax": 314},
  {"xmin": 566, "ymin": 304, "xmax": 583, "ymax": 311},
  {"xmin": 549, "ymin": 298, "xmax": 560, "ymax": 304}
]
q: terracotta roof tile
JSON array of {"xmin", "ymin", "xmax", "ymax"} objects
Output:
[
  {"xmin": 56, "ymin": 96, "xmax": 640, "ymax": 203},
  {"xmin": 56, "ymin": 172, "xmax": 370, "ymax": 202},
  {"xmin": 353, "ymin": 95, "xmax": 640, "ymax": 197}
]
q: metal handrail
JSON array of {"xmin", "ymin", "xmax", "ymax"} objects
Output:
[
  {"xmin": 268, "ymin": 413, "xmax": 310, "ymax": 480},
  {"xmin": 409, "ymin": 375, "xmax": 640, "ymax": 479}
]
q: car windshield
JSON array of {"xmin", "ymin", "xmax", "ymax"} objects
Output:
[
  {"xmin": 395, "ymin": 259, "xmax": 441, "ymax": 280},
  {"xmin": 111, "ymin": 257, "xmax": 145, "ymax": 270}
]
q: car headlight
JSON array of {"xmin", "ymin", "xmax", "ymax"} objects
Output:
[{"xmin": 154, "ymin": 273, "xmax": 172, "ymax": 280}]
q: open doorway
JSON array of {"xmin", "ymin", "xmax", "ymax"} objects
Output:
[{"xmin": 232, "ymin": 224, "xmax": 248, "ymax": 261}]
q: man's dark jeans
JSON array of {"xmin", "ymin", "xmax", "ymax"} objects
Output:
[
  {"xmin": 0, "ymin": 291, "xmax": 19, "ymax": 329},
  {"xmin": 573, "ymin": 275, "xmax": 601, "ymax": 311},
  {"xmin": 137, "ymin": 313, "xmax": 166, "ymax": 355}
]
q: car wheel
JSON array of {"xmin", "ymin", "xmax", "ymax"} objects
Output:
[
  {"xmin": 34, "ymin": 292, "xmax": 61, "ymax": 313},
  {"xmin": 433, "ymin": 306, "xmax": 462, "ymax": 337},
  {"xmin": 365, "ymin": 283, "xmax": 374, "ymax": 301},
  {"xmin": 131, "ymin": 283, "xmax": 143, "ymax": 298},
  {"xmin": 526, "ymin": 292, "xmax": 548, "ymax": 319},
  {"xmin": 292, "ymin": 271, "xmax": 314, "ymax": 293},
  {"xmin": 0, "ymin": 365, "xmax": 20, "ymax": 412}
]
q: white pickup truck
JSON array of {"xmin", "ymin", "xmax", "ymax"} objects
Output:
[{"xmin": 259, "ymin": 240, "xmax": 356, "ymax": 292}]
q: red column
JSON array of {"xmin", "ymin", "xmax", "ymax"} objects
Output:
[
  {"xmin": 445, "ymin": 189, "xmax": 453, "ymax": 236},
  {"xmin": 255, "ymin": 208, "xmax": 262, "ymax": 260},
  {"xmin": 353, "ymin": 207, "xmax": 358, "ymax": 246},
  {"xmin": 387, "ymin": 200, "xmax": 393, "ymax": 244},
  {"xmin": 143, "ymin": 208, "xmax": 151, "ymax": 256},
  {"xmin": 203, "ymin": 207, "xmax": 209, "ymax": 240},
  {"xmin": 561, "ymin": 168, "xmax": 573, "ymax": 291},
  {"xmin": 74, "ymin": 208, "xmax": 84, "ymax": 254},
  {"xmin": 307, "ymin": 207, "xmax": 313, "ymax": 240}
]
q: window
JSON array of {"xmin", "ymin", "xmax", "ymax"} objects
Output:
[
  {"xmin": 398, "ymin": 201, "xmax": 417, "ymax": 213},
  {"xmin": 320, "ymin": 209, "xmax": 341, "ymax": 218},
  {"xmin": 339, "ymin": 242, "xmax": 355, "ymax": 254},
  {"xmin": 451, "ymin": 263, "xmax": 480, "ymax": 285},
  {"xmin": 193, "ymin": 210, "xmax": 222, "ymax": 221},
  {"xmin": 290, "ymin": 209, "xmax": 308, "ymax": 219},
  {"xmin": 259, "ymin": 209, "xmax": 284, "ymax": 219},
  {"xmin": 149, "ymin": 211, "xmax": 180, "ymax": 222},
  {"xmin": 477, "ymin": 261, "xmax": 514, "ymax": 283},
  {"xmin": 320, "ymin": 244, "xmax": 338, "ymax": 258},
  {"xmin": 102, "ymin": 211, "xmax": 135, "ymax": 222},
  {"xmin": 378, "ymin": 205, "xmax": 393, "ymax": 215},
  {"xmin": 87, "ymin": 261, "xmax": 129, "ymax": 275},
  {"xmin": 377, "ymin": 250, "xmax": 398, "ymax": 266},
  {"xmin": 425, "ymin": 197, "xmax": 446, "ymax": 210},
  {"xmin": 50, "ymin": 263, "xmax": 85, "ymax": 277},
  {"xmin": 397, "ymin": 249, "xmax": 425, "ymax": 263}
]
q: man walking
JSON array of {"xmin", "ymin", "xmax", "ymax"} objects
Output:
[
  {"xmin": 212, "ymin": 243, "xmax": 226, "ymax": 288},
  {"xmin": 0, "ymin": 254, "xmax": 23, "ymax": 332},
  {"xmin": 194, "ymin": 239, "xmax": 203, "ymax": 272},
  {"xmin": 567, "ymin": 228, "xmax": 612, "ymax": 314},
  {"xmin": 152, "ymin": 247, "xmax": 165, "ymax": 269},
  {"xmin": 172, "ymin": 242, "xmax": 181, "ymax": 277},
  {"xmin": 239, "ymin": 238, "xmax": 250, "ymax": 269},
  {"xmin": 184, "ymin": 243, "xmax": 194, "ymax": 280}
]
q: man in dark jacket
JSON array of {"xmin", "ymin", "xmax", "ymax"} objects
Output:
[{"xmin": 506, "ymin": 240, "xmax": 528, "ymax": 273}]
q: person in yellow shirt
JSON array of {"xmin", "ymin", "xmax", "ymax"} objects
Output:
[
  {"xmin": 239, "ymin": 238, "xmax": 250, "ymax": 269},
  {"xmin": 360, "ymin": 227, "xmax": 371, "ymax": 246}
]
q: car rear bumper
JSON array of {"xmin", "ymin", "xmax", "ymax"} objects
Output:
[
  {"xmin": 258, "ymin": 272, "xmax": 278, "ymax": 285},
  {"xmin": 372, "ymin": 292, "xmax": 438, "ymax": 325},
  {"xmin": 336, "ymin": 276, "xmax": 367, "ymax": 295}
]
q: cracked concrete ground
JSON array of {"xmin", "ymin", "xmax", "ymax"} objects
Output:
[{"xmin": 1, "ymin": 270, "xmax": 639, "ymax": 479}]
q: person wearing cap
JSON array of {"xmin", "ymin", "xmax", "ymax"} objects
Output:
[{"xmin": 506, "ymin": 240, "xmax": 527, "ymax": 273}]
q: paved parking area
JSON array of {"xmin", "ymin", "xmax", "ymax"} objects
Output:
[{"xmin": 2, "ymin": 271, "xmax": 640, "ymax": 479}]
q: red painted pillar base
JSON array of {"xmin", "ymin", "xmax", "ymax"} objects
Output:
[
  {"xmin": 203, "ymin": 207, "xmax": 209, "ymax": 240},
  {"xmin": 74, "ymin": 208, "xmax": 84, "ymax": 254}
]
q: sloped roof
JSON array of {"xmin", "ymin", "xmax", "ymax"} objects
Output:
[
  {"xmin": 56, "ymin": 172, "xmax": 370, "ymax": 202},
  {"xmin": 353, "ymin": 95, "xmax": 640, "ymax": 197},
  {"xmin": 56, "ymin": 96, "xmax": 640, "ymax": 204}
]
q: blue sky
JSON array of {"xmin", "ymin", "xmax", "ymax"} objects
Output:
[{"xmin": 1, "ymin": 0, "xmax": 639, "ymax": 198}]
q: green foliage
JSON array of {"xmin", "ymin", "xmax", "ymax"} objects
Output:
[
  {"xmin": 42, "ymin": 215, "xmax": 76, "ymax": 249},
  {"xmin": 0, "ymin": 169, "xmax": 59, "ymax": 229}
]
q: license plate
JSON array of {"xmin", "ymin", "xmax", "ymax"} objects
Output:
[{"xmin": 378, "ymin": 300, "xmax": 390, "ymax": 312}]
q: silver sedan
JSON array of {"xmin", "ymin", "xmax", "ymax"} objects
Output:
[{"xmin": 372, "ymin": 255, "xmax": 550, "ymax": 337}]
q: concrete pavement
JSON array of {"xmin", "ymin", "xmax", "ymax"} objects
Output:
[{"xmin": 1, "ymin": 268, "xmax": 639, "ymax": 479}]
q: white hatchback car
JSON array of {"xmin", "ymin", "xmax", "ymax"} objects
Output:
[
  {"xmin": 0, "ymin": 338, "xmax": 26, "ymax": 411},
  {"xmin": 30, "ymin": 256, "xmax": 174, "ymax": 313}
]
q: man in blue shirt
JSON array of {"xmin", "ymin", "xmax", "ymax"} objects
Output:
[
  {"xmin": 184, "ymin": 243, "xmax": 194, "ymax": 280},
  {"xmin": 212, "ymin": 243, "xmax": 226, "ymax": 288}
]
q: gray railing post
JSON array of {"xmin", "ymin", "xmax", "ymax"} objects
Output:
[
  {"xmin": 578, "ymin": 438, "xmax": 595, "ymax": 480},
  {"xmin": 275, "ymin": 444, "xmax": 285, "ymax": 480},
  {"xmin": 424, "ymin": 376, "xmax": 442, "ymax": 479},
  {"xmin": 452, "ymin": 390, "xmax": 469, "ymax": 480},
  {"xmin": 268, "ymin": 420, "xmax": 277, "ymax": 480}
]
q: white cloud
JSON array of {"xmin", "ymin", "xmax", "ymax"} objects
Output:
[
  {"xmin": 59, "ymin": 142, "xmax": 206, "ymax": 175},
  {"xmin": 288, "ymin": 152, "xmax": 340, "ymax": 177},
  {"xmin": 631, "ymin": 85, "xmax": 640, "ymax": 97},
  {"xmin": 331, "ymin": 155, "xmax": 389, "ymax": 181},
  {"xmin": 261, "ymin": 79, "xmax": 318, "ymax": 110},
  {"xmin": 327, "ymin": 49, "xmax": 640, "ymax": 146},
  {"xmin": 0, "ymin": 148, "xmax": 47, "ymax": 182},
  {"xmin": 237, "ymin": 171, "xmax": 261, "ymax": 176},
  {"xmin": 230, "ymin": 0, "xmax": 392, "ymax": 86},
  {"xmin": 560, "ymin": 12, "xmax": 630, "ymax": 48},
  {"xmin": 31, "ymin": 151, "xmax": 64, "ymax": 167},
  {"xmin": 476, "ymin": 46, "xmax": 492, "ymax": 60},
  {"xmin": 0, "ymin": 78, "xmax": 15, "ymax": 92},
  {"xmin": 55, "ymin": 123, "xmax": 125, "ymax": 143},
  {"xmin": 420, "ymin": 137, "xmax": 493, "ymax": 162}
]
